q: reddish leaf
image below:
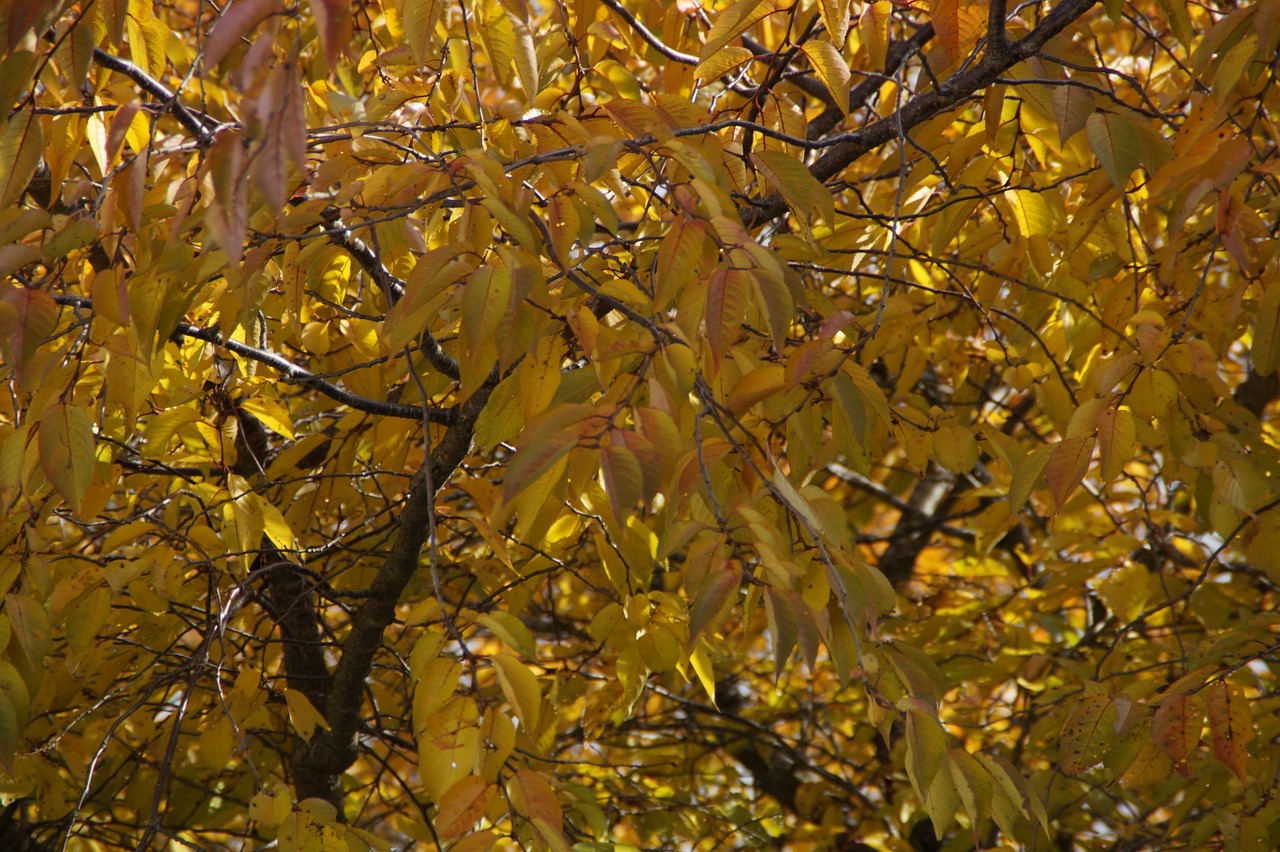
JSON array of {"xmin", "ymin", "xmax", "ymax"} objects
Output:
[
  {"xmin": 204, "ymin": 0, "xmax": 284, "ymax": 69},
  {"xmin": 1152, "ymin": 691, "xmax": 1203, "ymax": 769},
  {"xmin": 1045, "ymin": 435, "xmax": 1094, "ymax": 512},
  {"xmin": 309, "ymin": 0, "xmax": 352, "ymax": 66},
  {"xmin": 0, "ymin": 287, "xmax": 57, "ymax": 388},
  {"xmin": 436, "ymin": 775, "xmax": 495, "ymax": 840},
  {"xmin": 1207, "ymin": 681, "xmax": 1253, "ymax": 782},
  {"xmin": 705, "ymin": 268, "xmax": 749, "ymax": 369}
]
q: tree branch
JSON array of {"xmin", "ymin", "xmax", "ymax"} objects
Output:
[
  {"xmin": 298, "ymin": 386, "xmax": 493, "ymax": 780},
  {"xmin": 744, "ymin": 0, "xmax": 1101, "ymax": 227},
  {"xmin": 599, "ymin": 0, "xmax": 698, "ymax": 65},
  {"xmin": 988, "ymin": 0, "xmax": 1011, "ymax": 60},
  {"xmin": 321, "ymin": 209, "xmax": 461, "ymax": 381},
  {"xmin": 51, "ymin": 294, "xmax": 451, "ymax": 423},
  {"xmin": 91, "ymin": 48, "xmax": 217, "ymax": 145}
]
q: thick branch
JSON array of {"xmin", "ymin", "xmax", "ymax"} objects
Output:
[
  {"xmin": 91, "ymin": 49, "xmax": 216, "ymax": 144},
  {"xmin": 744, "ymin": 0, "xmax": 1101, "ymax": 227},
  {"xmin": 299, "ymin": 387, "xmax": 492, "ymax": 778},
  {"xmin": 987, "ymin": 0, "xmax": 1011, "ymax": 59}
]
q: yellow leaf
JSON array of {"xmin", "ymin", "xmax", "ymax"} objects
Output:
[
  {"xmin": 0, "ymin": 109, "xmax": 42, "ymax": 210},
  {"xmin": 1252, "ymin": 281, "xmax": 1280, "ymax": 375},
  {"xmin": 690, "ymin": 643, "xmax": 717, "ymax": 705},
  {"xmin": 798, "ymin": 40, "xmax": 850, "ymax": 117},
  {"xmin": 38, "ymin": 403, "xmax": 97, "ymax": 514},
  {"xmin": 818, "ymin": 0, "xmax": 849, "ymax": 45},
  {"xmin": 259, "ymin": 498, "xmax": 297, "ymax": 551},
  {"xmin": 906, "ymin": 707, "xmax": 947, "ymax": 799},
  {"xmin": 239, "ymin": 396, "xmax": 295, "ymax": 440},
  {"xmin": 726, "ymin": 364, "xmax": 786, "ymax": 414},
  {"xmin": 403, "ymin": 0, "xmax": 446, "ymax": 64},
  {"xmin": 693, "ymin": 45, "xmax": 753, "ymax": 81},
  {"xmin": 284, "ymin": 688, "xmax": 331, "ymax": 743},
  {"xmin": 752, "ymin": 148, "xmax": 835, "ymax": 228},
  {"xmin": 932, "ymin": 424, "xmax": 978, "ymax": 474},
  {"xmin": 413, "ymin": 656, "xmax": 461, "ymax": 739},
  {"xmin": 1087, "ymin": 111, "xmax": 1141, "ymax": 190},
  {"xmin": 1093, "ymin": 562, "xmax": 1149, "ymax": 623},
  {"xmin": 1006, "ymin": 189, "xmax": 1052, "ymax": 238},
  {"xmin": 699, "ymin": 0, "xmax": 773, "ymax": 62},
  {"xmin": 491, "ymin": 653, "xmax": 541, "ymax": 735},
  {"xmin": 476, "ymin": 612, "xmax": 537, "ymax": 659},
  {"xmin": 859, "ymin": 2, "xmax": 891, "ymax": 71}
]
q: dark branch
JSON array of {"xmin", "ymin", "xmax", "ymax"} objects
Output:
[
  {"xmin": 745, "ymin": 0, "xmax": 1102, "ymax": 227},
  {"xmin": 320, "ymin": 209, "xmax": 462, "ymax": 381},
  {"xmin": 299, "ymin": 386, "xmax": 493, "ymax": 778},
  {"xmin": 51, "ymin": 294, "xmax": 452, "ymax": 423},
  {"xmin": 91, "ymin": 49, "xmax": 217, "ymax": 145}
]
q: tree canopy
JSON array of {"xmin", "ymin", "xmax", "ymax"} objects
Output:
[{"xmin": 2, "ymin": 0, "xmax": 1280, "ymax": 848}]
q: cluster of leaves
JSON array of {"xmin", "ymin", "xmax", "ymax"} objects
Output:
[{"xmin": 1, "ymin": 0, "xmax": 1279, "ymax": 849}]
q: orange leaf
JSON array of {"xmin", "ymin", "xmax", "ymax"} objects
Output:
[
  {"xmin": 654, "ymin": 216, "xmax": 705, "ymax": 311},
  {"xmin": 1207, "ymin": 681, "xmax": 1253, "ymax": 782},
  {"xmin": 511, "ymin": 768, "xmax": 562, "ymax": 833},
  {"xmin": 705, "ymin": 268, "xmax": 749, "ymax": 368},
  {"xmin": 436, "ymin": 775, "xmax": 495, "ymax": 839},
  {"xmin": 1152, "ymin": 691, "xmax": 1202, "ymax": 769},
  {"xmin": 1045, "ymin": 435, "xmax": 1093, "ymax": 512}
]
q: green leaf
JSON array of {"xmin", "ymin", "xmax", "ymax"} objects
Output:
[
  {"xmin": 1059, "ymin": 694, "xmax": 1117, "ymax": 775},
  {"xmin": 905, "ymin": 707, "xmax": 948, "ymax": 799}
]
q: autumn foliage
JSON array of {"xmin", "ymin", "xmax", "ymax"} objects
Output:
[{"xmin": 2, "ymin": 0, "xmax": 1280, "ymax": 849}]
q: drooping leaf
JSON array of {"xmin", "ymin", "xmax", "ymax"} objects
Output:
[
  {"xmin": 1152, "ymin": 690, "xmax": 1203, "ymax": 770},
  {"xmin": 1207, "ymin": 681, "xmax": 1253, "ymax": 782},
  {"xmin": 38, "ymin": 403, "xmax": 96, "ymax": 513},
  {"xmin": 0, "ymin": 108, "xmax": 42, "ymax": 210},
  {"xmin": 1087, "ymin": 111, "xmax": 1141, "ymax": 190},
  {"xmin": 1060, "ymin": 694, "xmax": 1117, "ymax": 776}
]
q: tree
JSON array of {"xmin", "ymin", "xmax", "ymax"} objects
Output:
[{"xmin": 0, "ymin": 0, "xmax": 1278, "ymax": 848}]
